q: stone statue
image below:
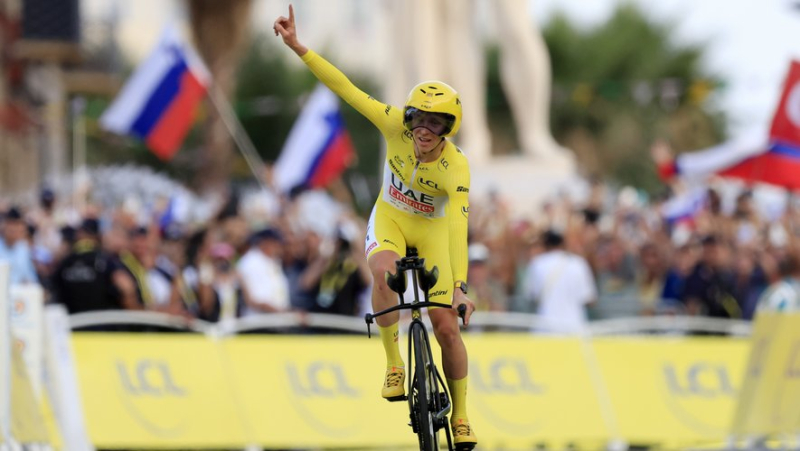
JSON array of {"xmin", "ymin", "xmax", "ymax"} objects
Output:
[{"xmin": 387, "ymin": 0, "xmax": 578, "ymax": 216}]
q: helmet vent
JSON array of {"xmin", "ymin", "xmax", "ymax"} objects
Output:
[
  {"xmin": 435, "ymin": 93, "xmax": 444, "ymax": 96},
  {"xmin": 420, "ymin": 88, "xmax": 427, "ymax": 94},
  {"xmin": 428, "ymin": 85, "xmax": 439, "ymax": 90}
]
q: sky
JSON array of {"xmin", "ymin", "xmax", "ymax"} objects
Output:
[
  {"xmin": 85, "ymin": 0, "xmax": 800, "ymax": 138},
  {"xmin": 532, "ymin": 0, "xmax": 800, "ymax": 135}
]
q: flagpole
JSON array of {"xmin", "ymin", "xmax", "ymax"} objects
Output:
[
  {"xmin": 71, "ymin": 97, "xmax": 87, "ymax": 213},
  {"xmin": 206, "ymin": 83, "xmax": 270, "ymax": 191}
]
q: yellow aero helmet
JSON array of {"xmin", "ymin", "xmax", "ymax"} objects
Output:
[{"xmin": 403, "ymin": 80, "xmax": 462, "ymax": 137}]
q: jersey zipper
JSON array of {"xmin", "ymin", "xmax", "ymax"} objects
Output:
[{"xmin": 410, "ymin": 160, "xmax": 420, "ymax": 189}]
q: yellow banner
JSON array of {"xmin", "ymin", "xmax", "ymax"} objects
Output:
[
  {"xmin": 222, "ymin": 335, "xmax": 415, "ymax": 449},
  {"xmin": 72, "ymin": 334, "xmax": 249, "ymax": 449},
  {"xmin": 10, "ymin": 339, "xmax": 48, "ymax": 444},
  {"xmin": 73, "ymin": 332, "xmax": 761, "ymax": 449},
  {"xmin": 730, "ymin": 312, "xmax": 800, "ymax": 437},
  {"xmin": 465, "ymin": 335, "xmax": 608, "ymax": 448},
  {"xmin": 222, "ymin": 335, "xmax": 608, "ymax": 449},
  {"xmin": 593, "ymin": 337, "xmax": 748, "ymax": 446}
]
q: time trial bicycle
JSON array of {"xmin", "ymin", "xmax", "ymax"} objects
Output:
[{"xmin": 365, "ymin": 247, "xmax": 467, "ymax": 451}]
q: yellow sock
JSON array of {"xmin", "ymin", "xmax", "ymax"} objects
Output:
[
  {"xmin": 379, "ymin": 323, "xmax": 404, "ymax": 369},
  {"xmin": 447, "ymin": 376, "xmax": 469, "ymax": 422}
]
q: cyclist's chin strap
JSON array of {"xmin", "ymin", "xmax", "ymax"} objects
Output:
[{"xmin": 434, "ymin": 136, "xmax": 446, "ymax": 151}]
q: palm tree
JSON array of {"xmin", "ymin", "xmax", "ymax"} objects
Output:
[{"xmin": 186, "ymin": 0, "xmax": 252, "ymax": 194}]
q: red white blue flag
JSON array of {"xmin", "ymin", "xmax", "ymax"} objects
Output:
[
  {"xmin": 100, "ymin": 27, "xmax": 210, "ymax": 161},
  {"xmin": 273, "ymin": 84, "xmax": 356, "ymax": 193},
  {"xmin": 661, "ymin": 187, "xmax": 708, "ymax": 225},
  {"xmin": 659, "ymin": 61, "xmax": 800, "ymax": 190}
]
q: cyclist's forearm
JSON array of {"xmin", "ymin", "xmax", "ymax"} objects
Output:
[
  {"xmin": 447, "ymin": 164, "xmax": 471, "ymax": 283},
  {"xmin": 448, "ymin": 217, "xmax": 468, "ymax": 283},
  {"xmin": 300, "ymin": 50, "xmax": 394, "ymax": 134},
  {"xmin": 289, "ymin": 42, "xmax": 308, "ymax": 57}
]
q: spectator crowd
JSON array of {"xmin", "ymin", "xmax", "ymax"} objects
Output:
[{"xmin": 3, "ymin": 173, "xmax": 800, "ymax": 332}]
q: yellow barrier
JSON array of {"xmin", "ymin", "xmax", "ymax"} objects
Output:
[
  {"xmin": 10, "ymin": 340, "xmax": 49, "ymax": 444},
  {"xmin": 221, "ymin": 335, "xmax": 609, "ymax": 449},
  {"xmin": 594, "ymin": 337, "xmax": 748, "ymax": 447},
  {"xmin": 222, "ymin": 335, "xmax": 415, "ymax": 448},
  {"xmin": 465, "ymin": 336, "xmax": 608, "ymax": 448},
  {"xmin": 72, "ymin": 334, "xmax": 249, "ymax": 449},
  {"xmin": 731, "ymin": 312, "xmax": 800, "ymax": 439},
  {"xmin": 73, "ymin": 332, "xmax": 762, "ymax": 449}
]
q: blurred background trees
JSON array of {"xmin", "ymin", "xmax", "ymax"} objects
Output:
[
  {"xmin": 77, "ymin": 3, "xmax": 725, "ymax": 196},
  {"xmin": 542, "ymin": 4, "xmax": 725, "ymax": 193}
]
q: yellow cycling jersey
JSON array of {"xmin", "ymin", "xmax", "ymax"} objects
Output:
[{"xmin": 301, "ymin": 49, "xmax": 470, "ymax": 283}]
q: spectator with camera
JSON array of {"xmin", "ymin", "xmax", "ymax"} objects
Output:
[{"xmin": 299, "ymin": 223, "xmax": 370, "ymax": 316}]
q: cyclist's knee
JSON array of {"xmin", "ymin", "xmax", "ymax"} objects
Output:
[
  {"xmin": 431, "ymin": 316, "xmax": 460, "ymax": 348},
  {"xmin": 368, "ymin": 251, "xmax": 400, "ymax": 291},
  {"xmin": 370, "ymin": 265, "xmax": 391, "ymax": 286}
]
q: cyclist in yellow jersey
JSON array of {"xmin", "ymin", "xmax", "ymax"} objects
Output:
[{"xmin": 275, "ymin": 5, "xmax": 477, "ymax": 446}]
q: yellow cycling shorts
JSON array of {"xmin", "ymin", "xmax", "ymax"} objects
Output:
[{"xmin": 365, "ymin": 203, "xmax": 453, "ymax": 304}]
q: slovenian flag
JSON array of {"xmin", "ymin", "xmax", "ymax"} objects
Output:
[
  {"xmin": 658, "ymin": 60, "xmax": 800, "ymax": 190},
  {"xmin": 273, "ymin": 84, "xmax": 356, "ymax": 193},
  {"xmin": 100, "ymin": 26, "xmax": 210, "ymax": 161},
  {"xmin": 661, "ymin": 187, "xmax": 707, "ymax": 226}
]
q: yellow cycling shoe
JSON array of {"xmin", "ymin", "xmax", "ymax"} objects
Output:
[
  {"xmin": 452, "ymin": 418, "xmax": 477, "ymax": 449},
  {"xmin": 381, "ymin": 366, "xmax": 406, "ymax": 401}
]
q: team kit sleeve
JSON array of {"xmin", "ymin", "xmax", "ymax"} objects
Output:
[
  {"xmin": 446, "ymin": 160, "xmax": 471, "ymax": 284},
  {"xmin": 301, "ymin": 49, "xmax": 403, "ymax": 137}
]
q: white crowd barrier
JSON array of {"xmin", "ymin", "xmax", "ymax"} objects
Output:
[{"xmin": 66, "ymin": 310, "xmax": 754, "ymax": 337}]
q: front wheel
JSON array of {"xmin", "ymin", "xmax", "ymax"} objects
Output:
[{"xmin": 412, "ymin": 324, "xmax": 438, "ymax": 451}]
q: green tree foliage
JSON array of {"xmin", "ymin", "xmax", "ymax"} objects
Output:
[
  {"xmin": 234, "ymin": 34, "xmax": 382, "ymax": 191},
  {"xmin": 542, "ymin": 4, "xmax": 726, "ymax": 192}
]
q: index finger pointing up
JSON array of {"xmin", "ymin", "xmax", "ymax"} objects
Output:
[{"xmin": 289, "ymin": 4, "xmax": 295, "ymax": 24}]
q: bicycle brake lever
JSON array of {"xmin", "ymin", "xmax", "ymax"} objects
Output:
[
  {"xmin": 365, "ymin": 313, "xmax": 374, "ymax": 338},
  {"xmin": 457, "ymin": 304, "xmax": 467, "ymax": 326}
]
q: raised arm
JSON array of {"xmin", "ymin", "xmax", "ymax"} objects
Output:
[{"xmin": 274, "ymin": 5, "xmax": 402, "ymax": 136}]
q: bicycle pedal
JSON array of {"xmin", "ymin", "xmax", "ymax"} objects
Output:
[
  {"xmin": 455, "ymin": 444, "xmax": 476, "ymax": 451},
  {"xmin": 385, "ymin": 395, "xmax": 407, "ymax": 402}
]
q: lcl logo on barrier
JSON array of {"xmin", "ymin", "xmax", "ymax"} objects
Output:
[
  {"xmin": 785, "ymin": 341, "xmax": 800, "ymax": 378},
  {"xmin": 116, "ymin": 359, "xmax": 187, "ymax": 397},
  {"xmin": 115, "ymin": 359, "xmax": 188, "ymax": 437},
  {"xmin": 663, "ymin": 363, "xmax": 736, "ymax": 397},
  {"xmin": 470, "ymin": 358, "xmax": 547, "ymax": 434},
  {"xmin": 471, "ymin": 358, "xmax": 545, "ymax": 394},
  {"xmin": 285, "ymin": 361, "xmax": 362, "ymax": 437},
  {"xmin": 286, "ymin": 361, "xmax": 360, "ymax": 398},
  {"xmin": 747, "ymin": 337, "xmax": 772, "ymax": 378},
  {"xmin": 661, "ymin": 361, "xmax": 737, "ymax": 436}
]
